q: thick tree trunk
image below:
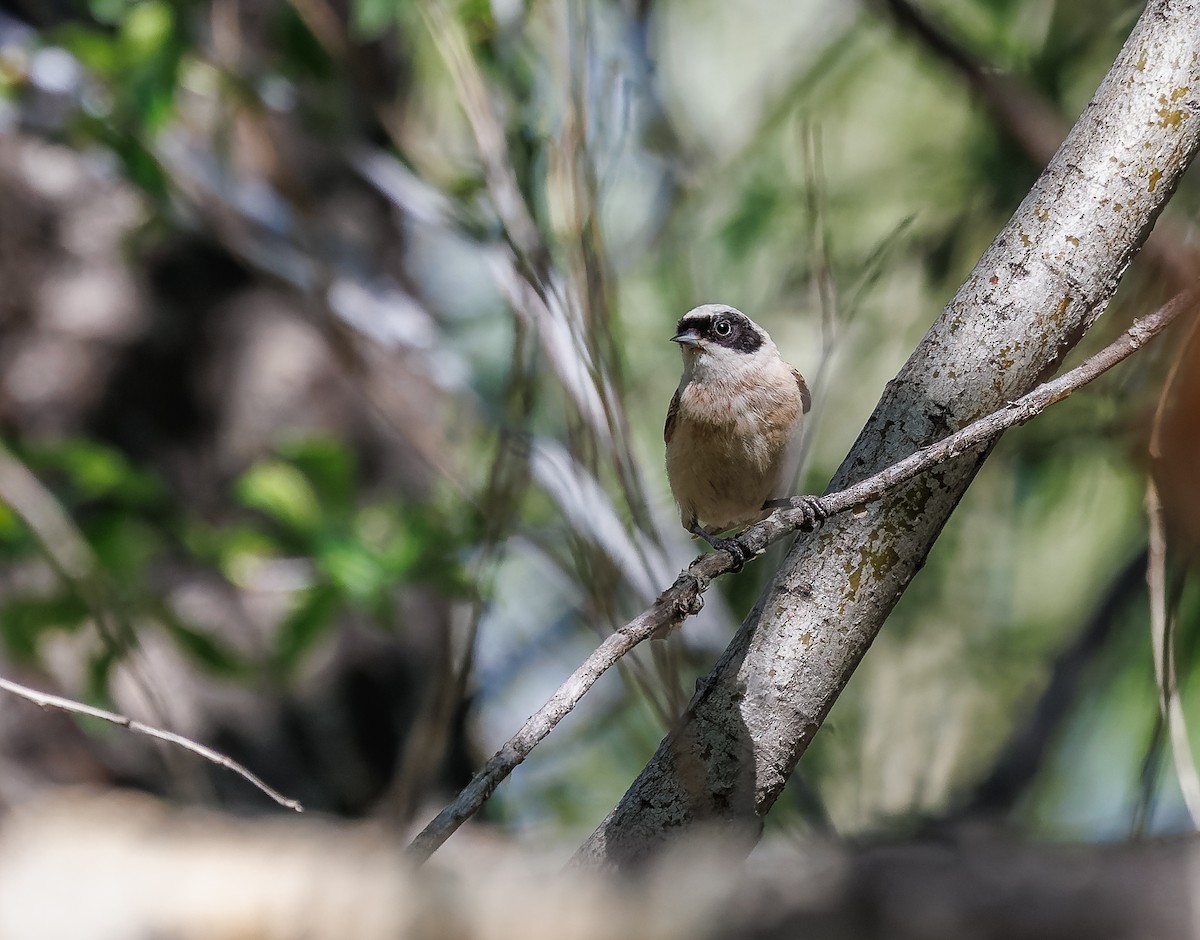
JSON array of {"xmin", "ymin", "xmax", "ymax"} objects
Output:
[{"xmin": 576, "ymin": 0, "xmax": 1200, "ymax": 868}]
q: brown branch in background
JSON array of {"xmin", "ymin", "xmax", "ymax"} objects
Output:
[
  {"xmin": 876, "ymin": 0, "xmax": 1200, "ymax": 292},
  {"xmin": 877, "ymin": 0, "xmax": 1065, "ymax": 163},
  {"xmin": 0, "ymin": 675, "xmax": 302, "ymax": 812},
  {"xmin": 406, "ymin": 290, "xmax": 1195, "ymax": 863}
]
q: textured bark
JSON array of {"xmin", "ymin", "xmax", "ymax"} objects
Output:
[{"xmin": 576, "ymin": 0, "xmax": 1200, "ymax": 867}]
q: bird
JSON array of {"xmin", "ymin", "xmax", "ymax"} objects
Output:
[{"xmin": 664, "ymin": 303, "xmax": 823, "ymax": 568}]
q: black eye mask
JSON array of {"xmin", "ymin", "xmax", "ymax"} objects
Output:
[{"xmin": 675, "ymin": 310, "xmax": 764, "ymax": 354}]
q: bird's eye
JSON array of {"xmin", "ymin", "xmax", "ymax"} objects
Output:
[{"xmin": 714, "ymin": 319, "xmax": 732, "ymax": 337}]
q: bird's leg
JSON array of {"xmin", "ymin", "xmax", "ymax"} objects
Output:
[
  {"xmin": 687, "ymin": 519, "xmax": 750, "ymax": 571},
  {"xmin": 762, "ymin": 495, "xmax": 828, "ymax": 531}
]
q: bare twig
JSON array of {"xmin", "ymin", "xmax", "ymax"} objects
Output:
[
  {"xmin": 1143, "ymin": 481, "xmax": 1200, "ymax": 826},
  {"xmin": 0, "ymin": 443, "xmax": 207, "ymax": 796},
  {"xmin": 0, "ymin": 675, "xmax": 303, "ymax": 812},
  {"xmin": 406, "ymin": 290, "xmax": 1195, "ymax": 863},
  {"xmin": 963, "ymin": 548, "xmax": 1148, "ymax": 818}
]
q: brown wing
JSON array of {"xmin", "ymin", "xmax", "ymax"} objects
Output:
[
  {"xmin": 793, "ymin": 368, "xmax": 812, "ymax": 414},
  {"xmin": 664, "ymin": 387, "xmax": 681, "ymax": 444}
]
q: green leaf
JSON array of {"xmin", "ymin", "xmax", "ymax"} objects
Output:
[
  {"xmin": 721, "ymin": 179, "xmax": 780, "ymax": 260},
  {"xmin": 28, "ymin": 438, "xmax": 163, "ymax": 507},
  {"xmin": 102, "ymin": 128, "xmax": 171, "ymax": 200},
  {"xmin": 351, "ymin": 0, "xmax": 402, "ymax": 39},
  {"xmin": 85, "ymin": 648, "xmax": 117, "ymax": 703},
  {"xmin": 236, "ymin": 460, "xmax": 322, "ymax": 537},
  {"xmin": 55, "ymin": 24, "xmax": 120, "ymax": 75},
  {"xmin": 275, "ymin": 4, "xmax": 334, "ymax": 81},
  {"xmin": 88, "ymin": 0, "xmax": 129, "ymax": 26},
  {"xmin": 279, "ymin": 438, "xmax": 356, "ymax": 515},
  {"xmin": 85, "ymin": 514, "xmax": 160, "ymax": 582},
  {"xmin": 162, "ymin": 616, "xmax": 245, "ymax": 677},
  {"xmin": 0, "ymin": 595, "xmax": 90, "ymax": 661},
  {"xmin": 121, "ymin": 1, "xmax": 175, "ymax": 61},
  {"xmin": 317, "ymin": 536, "xmax": 388, "ymax": 604},
  {"xmin": 275, "ymin": 584, "xmax": 340, "ymax": 669},
  {"xmin": 0, "ymin": 502, "xmax": 20, "ymax": 542},
  {"xmin": 213, "ymin": 526, "xmax": 283, "ymax": 586}
]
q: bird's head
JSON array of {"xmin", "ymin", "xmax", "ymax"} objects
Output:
[{"xmin": 672, "ymin": 304, "xmax": 775, "ymax": 381}]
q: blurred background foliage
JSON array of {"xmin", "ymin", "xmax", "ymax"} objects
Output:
[{"xmin": 0, "ymin": 0, "xmax": 1196, "ymax": 851}]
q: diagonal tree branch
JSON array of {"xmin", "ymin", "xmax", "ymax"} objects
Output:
[
  {"xmin": 406, "ymin": 290, "xmax": 1194, "ymax": 863},
  {"xmin": 0, "ymin": 675, "xmax": 302, "ymax": 812},
  {"xmin": 576, "ymin": 0, "xmax": 1200, "ymax": 868}
]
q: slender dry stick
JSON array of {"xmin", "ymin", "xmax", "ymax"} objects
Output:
[
  {"xmin": 406, "ymin": 290, "xmax": 1194, "ymax": 863},
  {"xmin": 1145, "ymin": 308, "xmax": 1200, "ymax": 826},
  {"xmin": 0, "ymin": 675, "xmax": 302, "ymax": 812},
  {"xmin": 0, "ymin": 443, "xmax": 216, "ymax": 798},
  {"xmin": 1143, "ymin": 481, "xmax": 1200, "ymax": 826}
]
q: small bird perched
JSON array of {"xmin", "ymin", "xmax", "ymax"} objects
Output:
[{"xmin": 664, "ymin": 304, "xmax": 821, "ymax": 568}]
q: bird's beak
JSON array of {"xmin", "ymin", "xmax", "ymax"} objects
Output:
[{"xmin": 671, "ymin": 328, "xmax": 702, "ymax": 346}]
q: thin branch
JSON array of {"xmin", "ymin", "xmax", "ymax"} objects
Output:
[
  {"xmin": 0, "ymin": 442, "xmax": 209, "ymax": 795},
  {"xmin": 1144, "ymin": 305, "xmax": 1200, "ymax": 827},
  {"xmin": 0, "ymin": 675, "xmax": 303, "ymax": 813},
  {"xmin": 1143, "ymin": 480, "xmax": 1200, "ymax": 826},
  {"xmin": 406, "ymin": 289, "xmax": 1195, "ymax": 863}
]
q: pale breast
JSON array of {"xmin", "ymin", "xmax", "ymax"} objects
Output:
[{"xmin": 667, "ymin": 375, "xmax": 805, "ymax": 532}]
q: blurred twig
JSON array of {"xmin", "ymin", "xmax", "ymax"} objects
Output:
[
  {"xmin": 962, "ymin": 549, "xmax": 1147, "ymax": 817},
  {"xmin": 875, "ymin": 0, "xmax": 1065, "ymax": 163},
  {"xmin": 421, "ymin": 1, "xmax": 546, "ymax": 273},
  {"xmin": 0, "ymin": 441, "xmax": 204, "ymax": 797},
  {"xmin": 793, "ymin": 121, "xmax": 842, "ymax": 474},
  {"xmin": 0, "ymin": 675, "xmax": 302, "ymax": 811},
  {"xmin": 422, "ymin": 0, "xmax": 689, "ymax": 724},
  {"xmin": 407, "ymin": 289, "xmax": 1195, "ymax": 862},
  {"xmin": 0, "ymin": 443, "xmax": 128, "ymax": 649},
  {"xmin": 384, "ymin": 318, "xmax": 539, "ymax": 822},
  {"xmin": 1144, "ymin": 306, "xmax": 1200, "ymax": 827},
  {"xmin": 1143, "ymin": 481, "xmax": 1200, "ymax": 826}
]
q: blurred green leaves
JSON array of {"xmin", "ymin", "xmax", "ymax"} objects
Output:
[
  {"xmin": 237, "ymin": 460, "xmax": 323, "ymax": 539},
  {"xmin": 229, "ymin": 438, "xmax": 470, "ymax": 669},
  {"xmin": 49, "ymin": 0, "xmax": 186, "ymax": 197},
  {"xmin": 0, "ymin": 435, "xmax": 469, "ymax": 682},
  {"xmin": 30, "ymin": 438, "xmax": 164, "ymax": 508}
]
